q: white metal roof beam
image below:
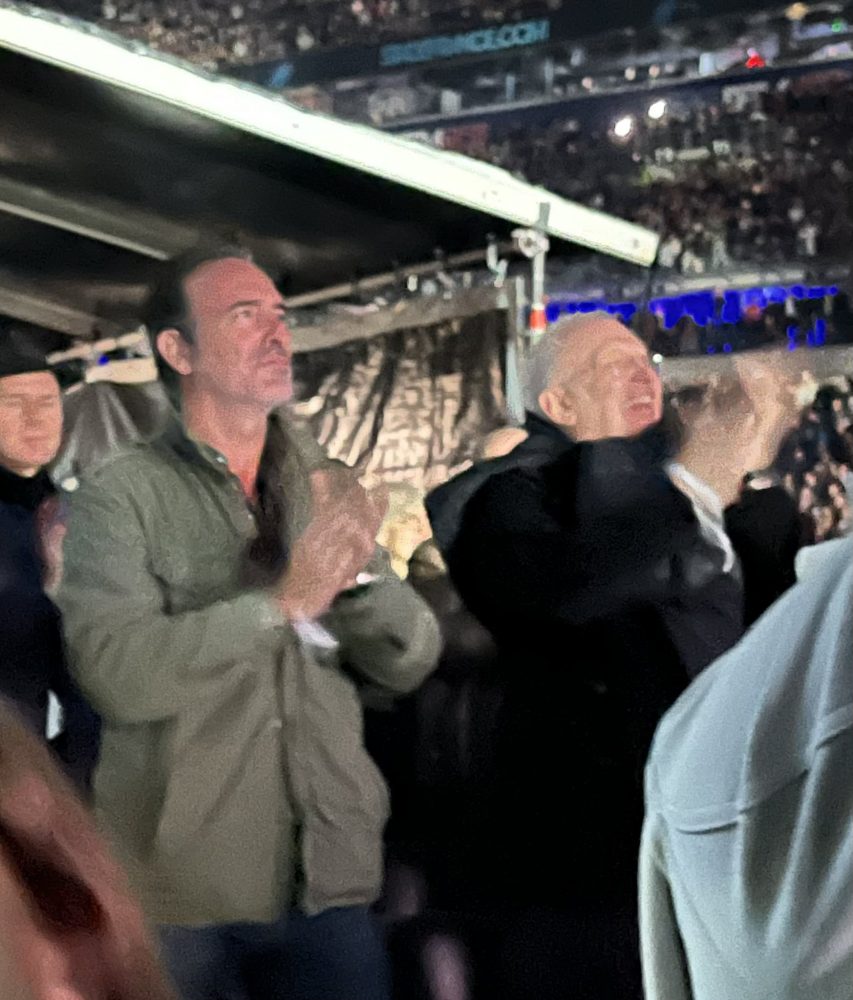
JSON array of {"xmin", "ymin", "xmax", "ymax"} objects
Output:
[{"xmin": 0, "ymin": 4, "xmax": 660, "ymax": 268}]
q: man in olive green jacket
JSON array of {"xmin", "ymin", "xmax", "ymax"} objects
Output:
[{"xmin": 58, "ymin": 247, "xmax": 441, "ymax": 1000}]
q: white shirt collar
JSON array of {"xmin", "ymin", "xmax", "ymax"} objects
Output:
[{"xmin": 667, "ymin": 462, "xmax": 735, "ymax": 574}]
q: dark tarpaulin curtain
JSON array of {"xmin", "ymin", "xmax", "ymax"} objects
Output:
[{"xmin": 291, "ymin": 310, "xmax": 507, "ymax": 490}]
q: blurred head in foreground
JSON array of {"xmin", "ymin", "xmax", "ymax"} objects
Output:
[{"xmin": 0, "ymin": 698, "xmax": 175, "ymax": 1000}]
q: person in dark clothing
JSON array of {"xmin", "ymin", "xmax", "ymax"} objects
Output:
[
  {"xmin": 393, "ymin": 541, "xmax": 503, "ymax": 900},
  {"xmin": 724, "ymin": 477, "xmax": 806, "ymax": 625},
  {"xmin": 0, "ymin": 324, "xmax": 99, "ymax": 792},
  {"xmin": 374, "ymin": 539, "xmax": 505, "ymax": 1000},
  {"xmin": 426, "ymin": 315, "xmax": 796, "ymax": 1000},
  {"xmin": 427, "ymin": 411, "xmax": 569, "ymax": 559}
]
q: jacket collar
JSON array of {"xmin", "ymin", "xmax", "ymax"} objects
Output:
[
  {"xmin": 158, "ymin": 413, "xmax": 229, "ymax": 473},
  {"xmin": 159, "ymin": 411, "xmax": 294, "ymax": 478},
  {"xmin": 427, "ymin": 413, "xmax": 573, "ymax": 557},
  {"xmin": 523, "ymin": 410, "xmax": 573, "ymax": 446},
  {"xmin": 0, "ymin": 464, "xmax": 54, "ymax": 511},
  {"xmin": 158, "ymin": 409, "xmax": 314, "ymax": 545}
]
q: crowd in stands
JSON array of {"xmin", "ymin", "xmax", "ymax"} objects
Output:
[
  {"xmin": 486, "ymin": 73, "xmax": 853, "ymax": 275},
  {"xmin": 626, "ymin": 289, "xmax": 853, "ymax": 358},
  {"xmin": 45, "ymin": 0, "xmax": 559, "ymax": 66},
  {"xmin": 37, "ymin": 3, "xmax": 853, "ymax": 283},
  {"xmin": 778, "ymin": 379, "xmax": 853, "ymax": 542}
]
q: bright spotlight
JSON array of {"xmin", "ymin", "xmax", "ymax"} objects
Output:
[
  {"xmin": 613, "ymin": 115, "xmax": 635, "ymax": 139},
  {"xmin": 652, "ymin": 353, "xmax": 664, "ymax": 365},
  {"xmin": 648, "ymin": 99, "xmax": 667, "ymax": 120}
]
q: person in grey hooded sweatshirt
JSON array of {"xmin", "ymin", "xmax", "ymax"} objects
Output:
[{"xmin": 641, "ymin": 537, "xmax": 853, "ymax": 1000}]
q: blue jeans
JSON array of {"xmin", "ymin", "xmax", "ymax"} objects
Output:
[{"xmin": 160, "ymin": 906, "xmax": 392, "ymax": 1000}]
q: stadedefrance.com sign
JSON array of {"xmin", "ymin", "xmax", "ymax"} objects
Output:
[{"xmin": 380, "ymin": 18, "xmax": 551, "ymax": 68}]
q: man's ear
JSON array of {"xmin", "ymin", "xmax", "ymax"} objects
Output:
[
  {"xmin": 539, "ymin": 386, "xmax": 576, "ymax": 429},
  {"xmin": 155, "ymin": 329, "xmax": 193, "ymax": 376}
]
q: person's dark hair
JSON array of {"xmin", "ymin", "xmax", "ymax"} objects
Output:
[
  {"xmin": 145, "ymin": 244, "xmax": 297, "ymax": 587},
  {"xmin": 813, "ymin": 384, "xmax": 842, "ymax": 413},
  {"xmin": 144, "ymin": 243, "xmax": 253, "ymax": 396}
]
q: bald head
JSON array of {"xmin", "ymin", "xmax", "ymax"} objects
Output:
[{"xmin": 528, "ymin": 313, "xmax": 662, "ymax": 441}]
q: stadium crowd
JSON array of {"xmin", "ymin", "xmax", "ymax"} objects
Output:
[
  {"xmin": 778, "ymin": 380, "xmax": 853, "ymax": 542},
  {"xmin": 41, "ymin": 0, "xmax": 853, "ymax": 284},
  {"xmin": 486, "ymin": 72, "xmax": 853, "ymax": 274},
  {"xmin": 45, "ymin": 0, "xmax": 560, "ymax": 65}
]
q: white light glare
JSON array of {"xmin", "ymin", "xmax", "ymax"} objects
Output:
[
  {"xmin": 652, "ymin": 353, "xmax": 664, "ymax": 365},
  {"xmin": 613, "ymin": 115, "xmax": 635, "ymax": 139},
  {"xmin": 648, "ymin": 99, "xmax": 667, "ymax": 120}
]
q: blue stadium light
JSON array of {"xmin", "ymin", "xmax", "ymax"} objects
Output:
[
  {"xmin": 606, "ymin": 303, "xmax": 635, "ymax": 322},
  {"xmin": 657, "ymin": 296, "xmax": 688, "ymax": 329},
  {"xmin": 721, "ymin": 291, "xmax": 741, "ymax": 325},
  {"xmin": 723, "ymin": 343, "xmax": 733, "ymax": 353},
  {"xmin": 547, "ymin": 281, "xmax": 835, "ymax": 338},
  {"xmin": 681, "ymin": 292, "xmax": 712, "ymax": 327},
  {"xmin": 742, "ymin": 287, "xmax": 766, "ymax": 307}
]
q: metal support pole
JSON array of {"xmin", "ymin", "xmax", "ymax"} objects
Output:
[
  {"xmin": 505, "ymin": 203, "xmax": 552, "ymax": 424},
  {"xmin": 528, "ymin": 202, "xmax": 551, "ymax": 341},
  {"xmin": 504, "ymin": 276, "xmax": 529, "ymax": 426}
]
